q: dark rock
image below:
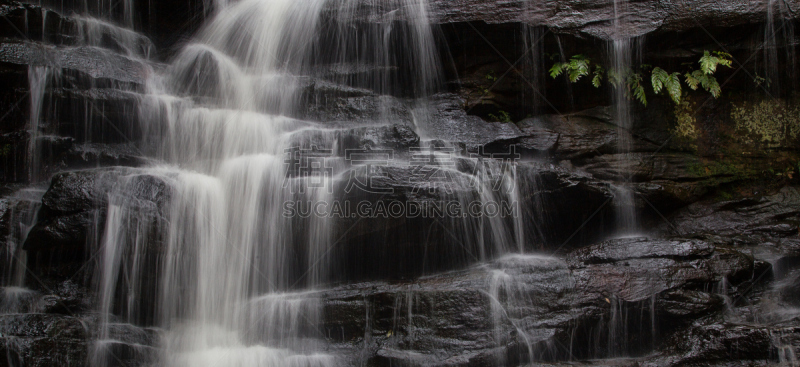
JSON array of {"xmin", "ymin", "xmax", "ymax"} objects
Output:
[
  {"xmin": 572, "ymin": 256, "xmax": 715, "ymax": 303},
  {"xmin": 303, "ymin": 93, "xmax": 414, "ymax": 125},
  {"xmin": 0, "ymin": 40, "xmax": 151, "ymax": 86},
  {"xmin": 528, "ymin": 163, "xmax": 615, "ymax": 247},
  {"xmin": 658, "ymin": 324, "xmax": 778, "ymax": 365},
  {"xmin": 424, "ymin": 93, "xmax": 523, "ymax": 148},
  {"xmin": 24, "ymin": 168, "xmax": 172, "ymax": 257},
  {"xmin": 321, "ymin": 255, "xmax": 593, "ymax": 365},
  {"xmin": 707, "ymin": 247, "xmax": 755, "ymax": 284},
  {"xmin": 567, "ymin": 238, "xmax": 714, "ymax": 267},
  {"xmin": 334, "ymin": 0, "xmax": 789, "ymax": 39},
  {"xmin": 0, "ymin": 313, "xmax": 89, "ymax": 367},
  {"xmin": 39, "ymin": 169, "xmax": 119, "ymax": 214},
  {"xmin": 65, "ymin": 142, "xmax": 144, "ymax": 168},
  {"xmin": 491, "ymin": 107, "xmax": 660, "ymax": 160},
  {"xmin": 24, "ymin": 210, "xmax": 98, "ymax": 252},
  {"xmin": 665, "ymin": 186, "xmax": 800, "ymax": 241},
  {"xmin": 567, "ymin": 238, "xmax": 754, "ymax": 302},
  {"xmin": 320, "ymin": 243, "xmax": 757, "ymax": 364},
  {"xmin": 656, "ymin": 289, "xmax": 724, "ymax": 318}
]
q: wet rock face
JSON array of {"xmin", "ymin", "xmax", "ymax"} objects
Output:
[
  {"xmin": 566, "ymin": 238, "xmax": 714, "ymax": 267},
  {"xmin": 23, "ymin": 168, "xmax": 172, "ymax": 275},
  {"xmin": 0, "ymin": 313, "xmax": 89, "ymax": 367},
  {"xmin": 318, "ymin": 238, "xmax": 760, "ymax": 365},
  {"xmin": 334, "ymin": 0, "xmax": 787, "ymax": 39}
]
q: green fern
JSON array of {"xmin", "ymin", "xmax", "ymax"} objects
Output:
[
  {"xmin": 548, "ymin": 55, "xmax": 591, "ymax": 82},
  {"xmin": 651, "ymin": 67, "xmax": 682, "ymax": 103},
  {"xmin": 549, "ymin": 62, "xmax": 565, "ymax": 78},
  {"xmin": 685, "ymin": 70, "xmax": 702, "ymax": 90},
  {"xmin": 567, "ymin": 55, "xmax": 591, "ymax": 82},
  {"xmin": 665, "ymin": 72, "xmax": 682, "ymax": 103},
  {"xmin": 685, "ymin": 70, "xmax": 721, "ymax": 98},
  {"xmin": 628, "ymin": 73, "xmax": 647, "ymax": 106},
  {"xmin": 548, "ymin": 50, "xmax": 732, "ymax": 106},
  {"xmin": 592, "ymin": 66, "xmax": 604, "ymax": 88},
  {"xmin": 699, "ymin": 51, "xmax": 732, "ymax": 75}
]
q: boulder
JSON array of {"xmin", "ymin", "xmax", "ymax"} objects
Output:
[{"xmin": 24, "ymin": 168, "xmax": 171, "ymax": 257}]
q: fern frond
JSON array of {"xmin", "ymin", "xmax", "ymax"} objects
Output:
[
  {"xmin": 592, "ymin": 66, "xmax": 604, "ymax": 88},
  {"xmin": 666, "ymin": 72, "xmax": 682, "ymax": 103},
  {"xmin": 700, "ymin": 51, "xmax": 717, "ymax": 74},
  {"xmin": 628, "ymin": 73, "xmax": 647, "ymax": 106},
  {"xmin": 702, "ymin": 75, "xmax": 721, "ymax": 98},
  {"xmin": 651, "ymin": 67, "xmax": 668, "ymax": 94},
  {"xmin": 634, "ymin": 84, "xmax": 647, "ymax": 106},
  {"xmin": 568, "ymin": 56, "xmax": 590, "ymax": 82},
  {"xmin": 685, "ymin": 70, "xmax": 702, "ymax": 90},
  {"xmin": 549, "ymin": 62, "xmax": 565, "ymax": 78}
]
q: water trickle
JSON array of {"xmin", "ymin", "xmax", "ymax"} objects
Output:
[
  {"xmin": 763, "ymin": 0, "xmax": 797, "ymax": 97},
  {"xmin": 1, "ymin": 188, "xmax": 45, "ymax": 288},
  {"xmin": 609, "ymin": 0, "xmax": 641, "ymax": 235},
  {"xmin": 27, "ymin": 67, "xmax": 50, "ymax": 184}
]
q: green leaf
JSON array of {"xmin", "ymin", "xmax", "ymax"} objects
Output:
[
  {"xmin": 703, "ymin": 75, "xmax": 721, "ymax": 98},
  {"xmin": 713, "ymin": 51, "xmax": 733, "ymax": 68},
  {"xmin": 651, "ymin": 67, "xmax": 668, "ymax": 94},
  {"xmin": 567, "ymin": 55, "xmax": 590, "ymax": 82},
  {"xmin": 628, "ymin": 73, "xmax": 647, "ymax": 106},
  {"xmin": 666, "ymin": 72, "xmax": 682, "ymax": 103},
  {"xmin": 634, "ymin": 84, "xmax": 647, "ymax": 106},
  {"xmin": 685, "ymin": 70, "xmax": 702, "ymax": 90},
  {"xmin": 549, "ymin": 62, "xmax": 565, "ymax": 78},
  {"xmin": 699, "ymin": 51, "xmax": 717, "ymax": 74},
  {"xmin": 592, "ymin": 65, "xmax": 604, "ymax": 88}
]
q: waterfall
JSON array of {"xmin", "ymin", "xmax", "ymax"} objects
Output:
[
  {"xmin": 763, "ymin": 0, "xmax": 797, "ymax": 96},
  {"xmin": 26, "ymin": 67, "xmax": 50, "ymax": 184},
  {"xmin": 609, "ymin": 0, "xmax": 639, "ymax": 235},
  {"xmin": 89, "ymin": 0, "xmax": 522, "ymax": 365}
]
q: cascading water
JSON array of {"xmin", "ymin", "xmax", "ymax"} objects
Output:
[
  {"xmin": 26, "ymin": 66, "xmax": 51, "ymax": 184},
  {"xmin": 90, "ymin": 0, "xmax": 525, "ymax": 365},
  {"xmin": 763, "ymin": 0, "xmax": 797, "ymax": 96},
  {"xmin": 609, "ymin": 0, "xmax": 639, "ymax": 235}
]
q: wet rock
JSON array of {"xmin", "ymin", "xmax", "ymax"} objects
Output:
[
  {"xmin": 65, "ymin": 142, "xmax": 144, "ymax": 168},
  {"xmin": 0, "ymin": 41, "xmax": 150, "ymax": 86},
  {"xmin": 665, "ymin": 186, "xmax": 800, "ymax": 241},
  {"xmin": 424, "ymin": 93, "xmax": 523, "ymax": 148},
  {"xmin": 0, "ymin": 313, "xmax": 89, "ymax": 367},
  {"xmin": 656, "ymin": 289, "xmax": 724, "ymax": 318},
  {"xmin": 335, "ymin": 0, "xmax": 787, "ymax": 40},
  {"xmin": 39, "ymin": 169, "xmax": 119, "ymax": 214},
  {"xmin": 567, "ymin": 238, "xmax": 714, "ymax": 267},
  {"xmin": 334, "ymin": 124, "xmax": 420, "ymax": 151},
  {"xmin": 658, "ymin": 324, "xmax": 778, "ymax": 365},
  {"xmin": 581, "ymin": 153, "xmax": 714, "ymax": 182},
  {"xmin": 321, "ymin": 255, "xmax": 591, "ymax": 365},
  {"xmin": 303, "ymin": 93, "xmax": 414, "ymax": 125},
  {"xmin": 489, "ymin": 107, "xmax": 660, "ymax": 160},
  {"xmin": 24, "ymin": 211, "xmax": 98, "ymax": 252},
  {"xmin": 24, "ymin": 168, "xmax": 171, "ymax": 257},
  {"xmin": 320, "ymin": 245, "xmax": 758, "ymax": 365},
  {"xmin": 567, "ymin": 238, "xmax": 754, "ymax": 302},
  {"xmin": 707, "ymin": 247, "xmax": 755, "ymax": 284}
]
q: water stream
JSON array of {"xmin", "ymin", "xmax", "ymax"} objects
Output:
[{"xmin": 86, "ymin": 0, "xmax": 523, "ymax": 365}]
